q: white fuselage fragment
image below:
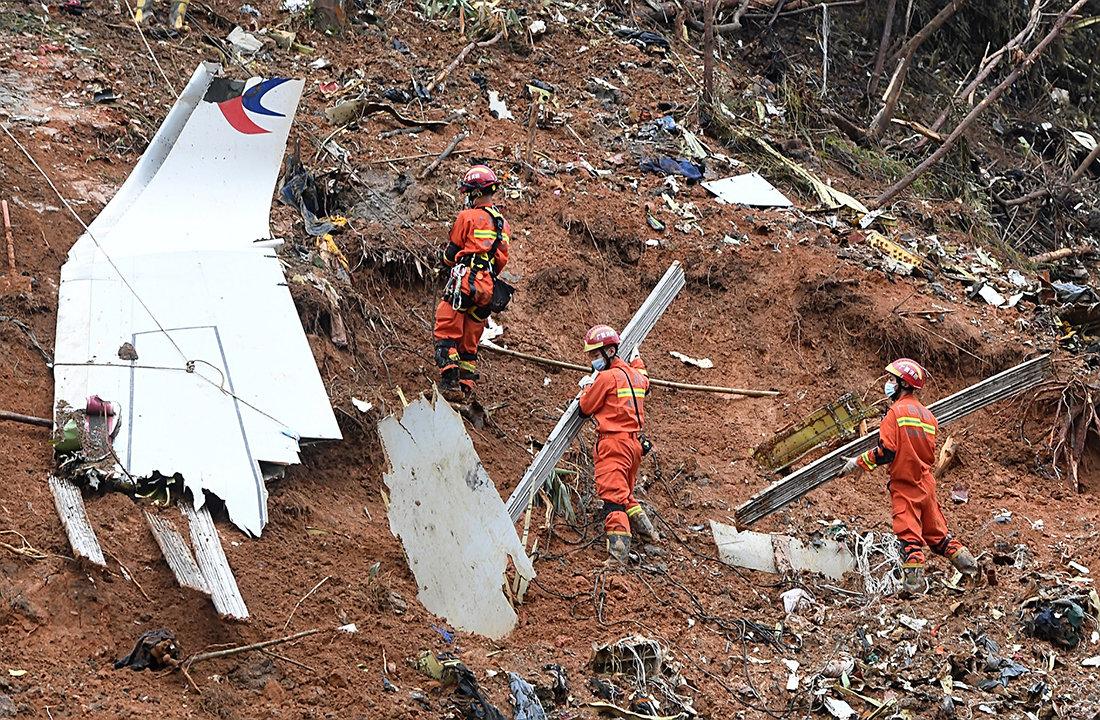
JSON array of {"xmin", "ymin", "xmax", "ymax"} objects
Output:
[
  {"xmin": 380, "ymin": 392, "xmax": 535, "ymax": 640},
  {"xmin": 53, "ymin": 63, "xmax": 341, "ymax": 536}
]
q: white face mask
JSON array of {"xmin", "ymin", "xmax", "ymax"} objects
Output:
[
  {"xmin": 591, "ymin": 356, "xmax": 609, "ymax": 371},
  {"xmin": 884, "ymin": 379, "xmax": 898, "ymax": 399}
]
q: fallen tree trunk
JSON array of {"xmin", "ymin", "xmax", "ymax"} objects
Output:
[
  {"xmin": 1029, "ymin": 244, "xmax": 1097, "ymax": 264},
  {"xmin": 481, "ymin": 342, "xmax": 781, "ymax": 397},
  {"xmin": 871, "ymin": 0, "xmax": 1089, "ymax": 209}
]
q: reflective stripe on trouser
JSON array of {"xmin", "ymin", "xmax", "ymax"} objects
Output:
[
  {"xmin": 433, "ymin": 299, "xmax": 486, "ymax": 386},
  {"xmin": 594, "ymin": 432, "xmax": 642, "ymax": 536},
  {"xmin": 890, "ymin": 476, "xmax": 962, "ymax": 567}
]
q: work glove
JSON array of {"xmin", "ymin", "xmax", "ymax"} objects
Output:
[
  {"xmin": 578, "ymin": 374, "xmax": 596, "ymax": 388},
  {"xmin": 839, "ymin": 457, "xmax": 861, "ymax": 476}
]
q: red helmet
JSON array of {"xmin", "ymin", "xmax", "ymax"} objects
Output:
[
  {"xmin": 584, "ymin": 325, "xmax": 620, "ymax": 352},
  {"xmin": 886, "ymin": 358, "xmax": 927, "ymax": 389},
  {"xmin": 460, "ymin": 164, "xmax": 498, "ymax": 193}
]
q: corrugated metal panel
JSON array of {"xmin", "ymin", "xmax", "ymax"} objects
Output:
[{"xmin": 48, "ymin": 475, "xmax": 106, "ymax": 567}]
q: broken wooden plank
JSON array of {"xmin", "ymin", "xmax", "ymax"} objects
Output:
[
  {"xmin": 504, "ymin": 261, "xmax": 686, "ymax": 522},
  {"xmin": 145, "ymin": 510, "xmax": 210, "ymax": 594},
  {"xmin": 48, "ymin": 475, "xmax": 106, "ymax": 567},
  {"xmin": 182, "ymin": 501, "xmax": 249, "ymax": 620},
  {"xmin": 735, "ymin": 354, "xmax": 1053, "ymax": 526}
]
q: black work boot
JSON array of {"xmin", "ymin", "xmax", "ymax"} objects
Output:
[
  {"xmin": 606, "ymin": 534, "xmax": 631, "ymax": 564},
  {"xmin": 948, "ymin": 546, "xmax": 979, "ymax": 577},
  {"xmin": 439, "ymin": 368, "xmax": 464, "ymax": 403},
  {"xmin": 629, "ymin": 510, "xmax": 660, "ymax": 542}
]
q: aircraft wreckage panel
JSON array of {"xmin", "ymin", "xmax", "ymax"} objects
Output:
[
  {"xmin": 53, "ymin": 63, "xmax": 340, "ymax": 537},
  {"xmin": 380, "ymin": 393, "xmax": 535, "ymax": 640}
]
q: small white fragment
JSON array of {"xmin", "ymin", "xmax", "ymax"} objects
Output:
[
  {"xmin": 488, "ymin": 91, "xmax": 514, "ymax": 121},
  {"xmin": 351, "ymin": 397, "xmax": 373, "ymax": 413},
  {"xmin": 337, "ymin": 623, "xmax": 358, "ymax": 633},
  {"xmin": 529, "ymin": 19, "xmax": 546, "ymax": 34},
  {"xmin": 823, "ymin": 697, "xmax": 855, "ymax": 719}
]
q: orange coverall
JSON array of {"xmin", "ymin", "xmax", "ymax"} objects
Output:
[
  {"xmin": 578, "ymin": 356, "xmax": 650, "ymax": 538},
  {"xmin": 857, "ymin": 393, "xmax": 963, "ymax": 567},
  {"xmin": 432, "ymin": 198, "xmax": 511, "ymax": 390}
]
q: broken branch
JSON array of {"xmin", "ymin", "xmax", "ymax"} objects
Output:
[
  {"xmin": 868, "ymin": 0, "xmax": 968, "ymax": 142},
  {"xmin": 868, "ymin": 0, "xmax": 898, "ymax": 97},
  {"xmin": 872, "ymin": 0, "xmax": 1089, "ymax": 209},
  {"xmin": 1029, "ymin": 244, "xmax": 1097, "ymax": 264},
  {"xmin": 480, "ymin": 342, "xmax": 780, "ymax": 397},
  {"xmin": 0, "ymin": 410, "xmax": 51, "ymax": 428},
  {"xmin": 184, "ymin": 627, "xmax": 335, "ymax": 669},
  {"xmin": 425, "ymin": 32, "xmax": 503, "ymax": 96},
  {"xmin": 418, "ymin": 130, "xmax": 468, "ymax": 180}
]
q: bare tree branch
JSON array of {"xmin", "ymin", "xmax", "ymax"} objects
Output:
[
  {"xmin": 869, "ymin": 0, "xmax": 898, "ymax": 97},
  {"xmin": 872, "ymin": 0, "xmax": 1090, "ymax": 209},
  {"xmin": 868, "ymin": 0, "xmax": 969, "ymax": 142}
]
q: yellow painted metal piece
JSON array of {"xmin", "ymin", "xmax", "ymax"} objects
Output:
[
  {"xmin": 866, "ymin": 230, "xmax": 926, "ymax": 269},
  {"xmin": 754, "ymin": 392, "xmax": 872, "ymax": 472}
]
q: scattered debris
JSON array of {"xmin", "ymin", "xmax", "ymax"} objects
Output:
[
  {"xmin": 509, "ymin": 672, "xmax": 548, "ymax": 720},
  {"xmin": 488, "ymin": 91, "xmax": 513, "ymax": 121},
  {"xmin": 753, "ymin": 392, "xmax": 872, "ymax": 472}
]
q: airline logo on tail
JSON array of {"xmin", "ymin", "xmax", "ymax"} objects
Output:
[{"xmin": 217, "ymin": 78, "xmax": 290, "ymax": 135}]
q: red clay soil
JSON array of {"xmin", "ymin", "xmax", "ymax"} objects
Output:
[{"xmin": 2, "ymin": 2, "xmax": 1100, "ymax": 719}]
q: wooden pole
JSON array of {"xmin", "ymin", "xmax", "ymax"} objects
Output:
[
  {"xmin": 2, "ymin": 200, "xmax": 15, "ymax": 274},
  {"xmin": 480, "ymin": 342, "xmax": 780, "ymax": 397},
  {"xmin": 872, "ymin": 0, "xmax": 1089, "ymax": 209}
]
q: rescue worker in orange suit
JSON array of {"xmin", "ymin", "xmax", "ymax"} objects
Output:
[
  {"xmin": 839, "ymin": 358, "xmax": 978, "ymax": 594},
  {"xmin": 433, "ymin": 165, "xmax": 512, "ymax": 402},
  {"xmin": 577, "ymin": 325, "xmax": 660, "ymax": 562}
]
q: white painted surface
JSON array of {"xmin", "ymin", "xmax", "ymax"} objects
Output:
[
  {"xmin": 710, "ymin": 521, "xmax": 855, "ymax": 580},
  {"xmin": 380, "ymin": 392, "xmax": 535, "ymax": 639},
  {"xmin": 702, "ymin": 172, "xmax": 794, "ymax": 207},
  {"xmin": 53, "ymin": 63, "xmax": 340, "ymax": 537}
]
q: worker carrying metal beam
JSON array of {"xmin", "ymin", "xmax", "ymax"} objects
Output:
[
  {"xmin": 433, "ymin": 165, "xmax": 515, "ymax": 402},
  {"xmin": 577, "ymin": 325, "xmax": 660, "ymax": 563},
  {"xmin": 839, "ymin": 358, "xmax": 978, "ymax": 594}
]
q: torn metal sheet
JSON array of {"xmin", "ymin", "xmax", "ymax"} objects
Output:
[
  {"xmin": 48, "ymin": 475, "xmax": 106, "ymax": 566},
  {"xmin": 380, "ymin": 391, "xmax": 535, "ymax": 639},
  {"xmin": 52, "ymin": 62, "xmax": 340, "ymax": 537},
  {"xmin": 182, "ymin": 501, "xmax": 248, "ymax": 620},
  {"xmin": 702, "ymin": 172, "xmax": 793, "ymax": 207},
  {"xmin": 710, "ymin": 521, "xmax": 855, "ymax": 580}
]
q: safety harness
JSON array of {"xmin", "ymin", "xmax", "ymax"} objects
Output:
[{"xmin": 444, "ymin": 206, "xmax": 514, "ymax": 318}]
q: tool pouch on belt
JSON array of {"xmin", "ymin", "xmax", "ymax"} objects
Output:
[{"xmin": 617, "ymin": 368, "xmax": 653, "ymax": 456}]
